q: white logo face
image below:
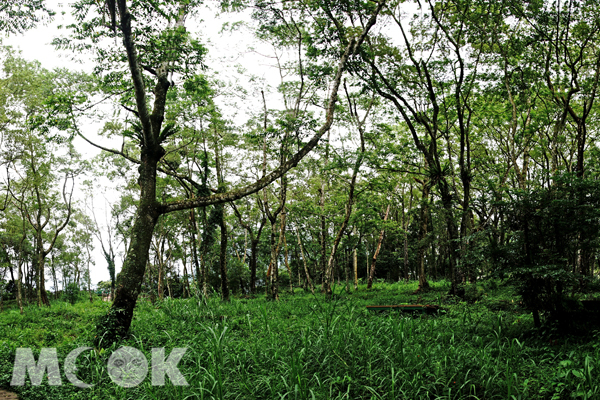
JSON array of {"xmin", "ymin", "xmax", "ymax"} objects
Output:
[
  {"xmin": 107, "ymin": 347, "xmax": 149, "ymax": 388},
  {"xmin": 11, "ymin": 346, "xmax": 188, "ymax": 388}
]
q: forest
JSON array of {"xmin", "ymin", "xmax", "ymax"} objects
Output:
[{"xmin": 1, "ymin": 0, "xmax": 600, "ymax": 399}]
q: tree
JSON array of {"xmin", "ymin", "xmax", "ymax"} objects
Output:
[
  {"xmin": 1, "ymin": 51, "xmax": 84, "ymax": 307},
  {"xmin": 0, "ymin": 0, "xmax": 53, "ymax": 35},
  {"xmin": 496, "ymin": 174, "xmax": 600, "ymax": 327},
  {"xmin": 11, "ymin": 142, "xmax": 78, "ymax": 306},
  {"xmin": 88, "ymin": 193, "xmax": 118, "ymax": 301},
  {"xmin": 348, "ymin": 0, "xmax": 519, "ymax": 291},
  {"xmin": 528, "ymin": 0, "xmax": 600, "ymax": 179},
  {"xmin": 55, "ymin": 0, "xmax": 385, "ymax": 343},
  {"xmin": 322, "ymin": 82, "xmax": 370, "ymax": 295},
  {"xmin": 231, "ymin": 197, "xmax": 266, "ymax": 294}
]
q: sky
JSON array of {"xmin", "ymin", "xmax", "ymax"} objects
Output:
[{"xmin": 1, "ymin": 0, "xmax": 284, "ymax": 289}]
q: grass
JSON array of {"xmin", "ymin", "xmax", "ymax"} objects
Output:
[{"xmin": 1, "ymin": 280, "xmax": 599, "ymax": 399}]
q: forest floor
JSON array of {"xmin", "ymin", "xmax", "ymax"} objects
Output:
[{"xmin": 1, "ymin": 280, "xmax": 600, "ymax": 399}]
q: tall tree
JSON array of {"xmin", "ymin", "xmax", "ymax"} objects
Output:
[
  {"xmin": 56, "ymin": 0, "xmax": 384, "ymax": 341},
  {"xmin": 322, "ymin": 83, "xmax": 370, "ymax": 295},
  {"xmin": 231, "ymin": 198, "xmax": 266, "ymax": 294}
]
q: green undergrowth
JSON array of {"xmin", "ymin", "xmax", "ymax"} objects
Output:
[{"xmin": 1, "ymin": 280, "xmax": 599, "ymax": 399}]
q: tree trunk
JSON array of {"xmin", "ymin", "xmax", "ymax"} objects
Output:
[
  {"xmin": 281, "ymin": 216, "xmax": 293, "ymax": 295},
  {"xmin": 232, "ymin": 201, "xmax": 266, "ymax": 295},
  {"xmin": 250, "ymin": 239, "xmax": 259, "ymax": 294},
  {"xmin": 166, "ymin": 271, "xmax": 172, "ymax": 298},
  {"xmin": 158, "ymin": 263, "xmax": 164, "ymax": 300},
  {"xmin": 323, "ymin": 98, "xmax": 366, "ymax": 294},
  {"xmin": 296, "ymin": 226, "xmax": 315, "ymax": 295},
  {"xmin": 353, "ymin": 247, "xmax": 358, "ymax": 290},
  {"xmin": 418, "ymin": 184, "xmax": 430, "ymax": 292},
  {"xmin": 439, "ymin": 182, "xmax": 460, "ymax": 294},
  {"xmin": 181, "ymin": 251, "xmax": 190, "ymax": 298},
  {"xmin": 157, "ymin": 240, "xmax": 164, "ymax": 301},
  {"xmin": 36, "ymin": 239, "xmax": 50, "ymax": 307},
  {"xmin": 17, "ymin": 254, "xmax": 24, "ymax": 314},
  {"xmin": 345, "ymin": 248, "xmax": 351, "ymax": 292},
  {"xmin": 319, "ymin": 131, "xmax": 330, "ymax": 286},
  {"xmin": 189, "ymin": 208, "xmax": 202, "ymax": 295},
  {"xmin": 96, "ymin": 154, "xmax": 161, "ymax": 346},
  {"xmin": 403, "ymin": 234, "xmax": 409, "ymax": 281},
  {"xmin": 50, "ymin": 256, "xmax": 58, "ymax": 300},
  {"xmin": 402, "ymin": 183, "xmax": 413, "ymax": 281},
  {"xmin": 219, "ymin": 207, "xmax": 230, "ymax": 301},
  {"xmin": 367, "ymin": 204, "xmax": 392, "ymax": 289},
  {"xmin": 267, "ymin": 212, "xmax": 287, "ymax": 301},
  {"xmin": 200, "ymin": 209, "xmax": 209, "ymax": 298},
  {"xmin": 87, "ymin": 250, "xmax": 93, "ymax": 303}
]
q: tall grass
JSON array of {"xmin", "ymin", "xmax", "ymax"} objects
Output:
[{"xmin": 0, "ymin": 281, "xmax": 599, "ymax": 399}]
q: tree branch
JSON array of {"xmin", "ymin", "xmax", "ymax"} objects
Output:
[{"xmin": 159, "ymin": 1, "xmax": 385, "ymax": 214}]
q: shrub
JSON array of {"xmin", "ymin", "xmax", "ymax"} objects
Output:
[
  {"xmin": 462, "ymin": 283, "xmax": 484, "ymax": 304},
  {"xmin": 64, "ymin": 282, "xmax": 80, "ymax": 305},
  {"xmin": 494, "ymin": 174, "xmax": 600, "ymax": 327}
]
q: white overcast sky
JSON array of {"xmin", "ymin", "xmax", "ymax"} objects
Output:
[{"xmin": 1, "ymin": 0, "xmax": 284, "ymax": 288}]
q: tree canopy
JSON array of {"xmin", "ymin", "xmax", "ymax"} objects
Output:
[{"xmin": 1, "ymin": 0, "xmax": 600, "ymax": 343}]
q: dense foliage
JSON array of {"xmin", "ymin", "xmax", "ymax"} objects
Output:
[
  {"xmin": 1, "ymin": 2, "xmax": 600, "ymax": 393},
  {"xmin": 1, "ymin": 283, "xmax": 599, "ymax": 399}
]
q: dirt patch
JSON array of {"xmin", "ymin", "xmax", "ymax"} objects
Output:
[{"xmin": 0, "ymin": 390, "xmax": 18, "ymax": 400}]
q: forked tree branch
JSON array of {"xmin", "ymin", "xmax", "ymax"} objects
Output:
[{"xmin": 160, "ymin": 0, "xmax": 385, "ymax": 214}]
